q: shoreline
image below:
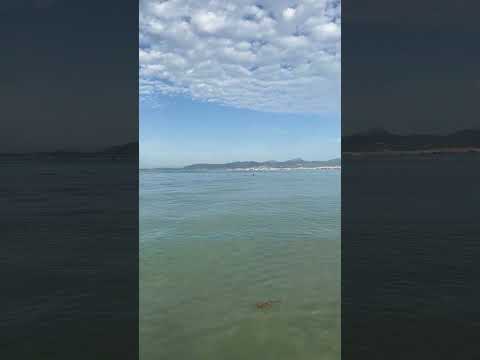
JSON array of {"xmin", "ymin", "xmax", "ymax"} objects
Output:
[
  {"xmin": 227, "ymin": 166, "xmax": 341, "ymax": 171},
  {"xmin": 343, "ymin": 148, "xmax": 480, "ymax": 158}
]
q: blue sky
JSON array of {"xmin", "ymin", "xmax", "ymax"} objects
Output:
[
  {"xmin": 140, "ymin": 95, "xmax": 340, "ymax": 167},
  {"xmin": 139, "ymin": 0, "xmax": 340, "ymax": 168}
]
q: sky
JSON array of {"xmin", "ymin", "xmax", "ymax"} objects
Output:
[
  {"xmin": 342, "ymin": 0, "xmax": 480, "ymax": 135},
  {"xmin": 139, "ymin": 0, "xmax": 341, "ymax": 168},
  {"xmin": 3, "ymin": 0, "xmax": 477, "ymax": 156},
  {"xmin": 1, "ymin": 0, "xmax": 138, "ymax": 153}
]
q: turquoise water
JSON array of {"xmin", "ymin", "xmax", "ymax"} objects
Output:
[{"xmin": 140, "ymin": 169, "xmax": 340, "ymax": 359}]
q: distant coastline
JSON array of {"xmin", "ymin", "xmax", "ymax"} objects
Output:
[
  {"xmin": 0, "ymin": 142, "xmax": 138, "ymax": 161},
  {"xmin": 342, "ymin": 129, "xmax": 480, "ymax": 156},
  {"xmin": 149, "ymin": 158, "xmax": 341, "ymax": 171},
  {"xmin": 225, "ymin": 166, "xmax": 341, "ymax": 172}
]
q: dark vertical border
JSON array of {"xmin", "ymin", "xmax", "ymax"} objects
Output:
[
  {"xmin": 1, "ymin": 1, "xmax": 139, "ymax": 359},
  {"xmin": 342, "ymin": 1, "xmax": 480, "ymax": 358}
]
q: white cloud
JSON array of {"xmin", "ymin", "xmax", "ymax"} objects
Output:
[
  {"xmin": 139, "ymin": 0, "xmax": 341, "ymax": 114},
  {"xmin": 282, "ymin": 7, "xmax": 296, "ymax": 21},
  {"xmin": 192, "ymin": 10, "xmax": 227, "ymax": 34}
]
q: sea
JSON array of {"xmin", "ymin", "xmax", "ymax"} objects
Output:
[
  {"xmin": 342, "ymin": 154, "xmax": 480, "ymax": 357},
  {"xmin": 3, "ymin": 154, "xmax": 478, "ymax": 358},
  {"xmin": 140, "ymin": 168, "xmax": 341, "ymax": 360},
  {"xmin": 2, "ymin": 159, "xmax": 138, "ymax": 358}
]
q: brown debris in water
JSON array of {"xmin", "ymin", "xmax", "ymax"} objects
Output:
[{"xmin": 255, "ymin": 300, "xmax": 281, "ymax": 310}]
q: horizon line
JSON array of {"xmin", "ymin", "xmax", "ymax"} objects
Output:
[{"xmin": 140, "ymin": 157, "xmax": 342, "ymax": 170}]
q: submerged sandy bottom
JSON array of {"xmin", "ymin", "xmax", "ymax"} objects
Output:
[{"xmin": 140, "ymin": 170, "xmax": 340, "ymax": 359}]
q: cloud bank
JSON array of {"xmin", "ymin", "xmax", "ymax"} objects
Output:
[{"xmin": 140, "ymin": 0, "xmax": 340, "ymax": 114}]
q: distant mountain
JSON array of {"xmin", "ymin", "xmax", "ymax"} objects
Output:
[
  {"xmin": 0, "ymin": 142, "xmax": 138, "ymax": 160},
  {"xmin": 97, "ymin": 142, "xmax": 138, "ymax": 158},
  {"xmin": 183, "ymin": 158, "xmax": 341, "ymax": 170},
  {"xmin": 343, "ymin": 129, "xmax": 480, "ymax": 153}
]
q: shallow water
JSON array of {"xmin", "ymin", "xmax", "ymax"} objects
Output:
[{"xmin": 140, "ymin": 169, "xmax": 340, "ymax": 359}]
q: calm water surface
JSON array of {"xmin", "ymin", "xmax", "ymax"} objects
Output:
[
  {"xmin": 2, "ymin": 159, "xmax": 137, "ymax": 358},
  {"xmin": 342, "ymin": 155, "xmax": 480, "ymax": 357},
  {"xmin": 140, "ymin": 169, "xmax": 340, "ymax": 360}
]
